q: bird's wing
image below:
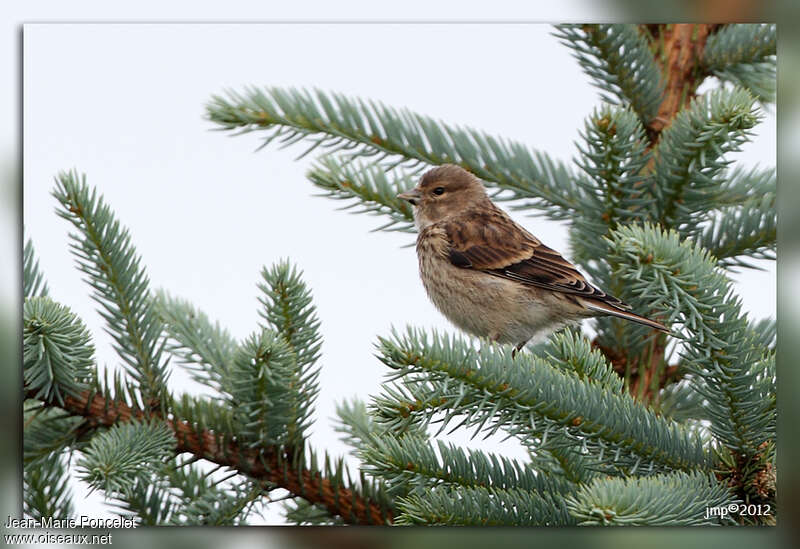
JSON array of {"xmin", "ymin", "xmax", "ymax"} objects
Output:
[{"xmin": 442, "ymin": 209, "xmax": 629, "ymax": 308}]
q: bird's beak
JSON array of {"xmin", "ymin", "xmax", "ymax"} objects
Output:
[{"xmin": 397, "ymin": 188, "xmax": 422, "ymax": 206}]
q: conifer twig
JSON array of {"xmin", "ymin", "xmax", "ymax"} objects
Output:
[{"xmin": 26, "ymin": 389, "xmax": 392, "ymax": 525}]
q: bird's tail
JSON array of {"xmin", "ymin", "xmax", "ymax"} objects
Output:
[{"xmin": 579, "ymin": 298, "xmax": 669, "ymax": 333}]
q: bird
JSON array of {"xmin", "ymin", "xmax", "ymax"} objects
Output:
[{"xmin": 396, "ymin": 164, "xmax": 668, "ymax": 355}]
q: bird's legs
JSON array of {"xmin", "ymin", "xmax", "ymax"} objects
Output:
[
  {"xmin": 489, "ymin": 332, "xmax": 528, "ymax": 359},
  {"xmin": 512, "ymin": 339, "xmax": 530, "ymax": 359}
]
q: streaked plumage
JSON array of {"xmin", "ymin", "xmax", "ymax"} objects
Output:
[{"xmin": 397, "ymin": 164, "xmax": 667, "ymax": 352}]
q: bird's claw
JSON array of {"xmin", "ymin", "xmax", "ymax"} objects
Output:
[{"xmin": 511, "ymin": 340, "xmax": 529, "ymax": 359}]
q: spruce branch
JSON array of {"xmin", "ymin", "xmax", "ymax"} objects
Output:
[
  {"xmin": 257, "ymin": 260, "xmax": 322, "ymax": 375},
  {"xmin": 334, "ymin": 397, "xmax": 430, "ymax": 461},
  {"xmin": 155, "ymin": 290, "xmax": 237, "ymax": 392},
  {"xmin": 104, "ymin": 476, "xmax": 174, "ymax": 525},
  {"xmin": 340, "ymin": 382, "xmax": 589, "ymax": 489},
  {"xmin": 697, "ymin": 194, "xmax": 776, "ymax": 270},
  {"xmin": 652, "ymin": 87, "xmax": 760, "ymax": 235},
  {"xmin": 575, "ymin": 106, "xmax": 655, "ymax": 225},
  {"xmin": 373, "ymin": 327, "xmax": 710, "ymax": 475},
  {"xmin": 703, "ymin": 24, "xmax": 776, "ymax": 70},
  {"xmin": 77, "ymin": 420, "xmax": 176, "ymax": 497},
  {"xmin": 52, "ymin": 170, "xmax": 170, "ymax": 407},
  {"xmin": 360, "ymin": 432, "xmax": 574, "ymax": 497},
  {"xmin": 24, "ymin": 237, "xmax": 50, "ymax": 298},
  {"xmin": 168, "ymin": 469, "xmax": 263, "ymax": 526},
  {"xmin": 169, "ymin": 393, "xmax": 236, "ymax": 444},
  {"xmin": 256, "ymin": 261, "xmax": 322, "ymax": 445},
  {"xmin": 718, "ymin": 437, "xmax": 775, "ymax": 524},
  {"xmin": 703, "ymin": 24, "xmax": 776, "ymax": 104},
  {"xmin": 283, "ymin": 498, "xmax": 344, "ymax": 525},
  {"xmin": 334, "ymin": 398, "xmax": 387, "ymax": 455},
  {"xmin": 524, "ymin": 420, "xmax": 601, "ymax": 485},
  {"xmin": 564, "ymin": 23, "xmax": 732, "ymax": 399},
  {"xmin": 570, "ymin": 105, "xmax": 656, "ymax": 280},
  {"xmin": 565, "ymin": 471, "xmax": 737, "ymax": 525},
  {"xmin": 226, "ymin": 329, "xmax": 302, "ymax": 448},
  {"xmin": 711, "ymin": 63, "xmax": 776, "ymax": 107},
  {"xmin": 26, "ymin": 387, "xmax": 393, "ymax": 525},
  {"xmin": 654, "ymin": 377, "xmax": 712, "ymax": 423},
  {"xmin": 607, "ymin": 224, "xmax": 775, "ymax": 459},
  {"xmin": 24, "ymin": 200, "xmax": 388, "ymax": 525},
  {"xmin": 206, "ymin": 86, "xmax": 582, "ymax": 219},
  {"xmin": 553, "ymin": 24, "xmax": 664, "ymax": 126},
  {"xmin": 24, "ymin": 404, "xmax": 84, "ymax": 466},
  {"xmin": 333, "ymin": 399, "xmax": 434, "ymax": 504},
  {"xmin": 570, "ymin": 105, "xmax": 665, "ymax": 375},
  {"xmin": 537, "ymin": 330, "xmax": 624, "ymax": 394},
  {"xmin": 714, "ymin": 165, "xmax": 775, "ymax": 207},
  {"xmin": 23, "ymin": 452, "xmax": 75, "ymax": 520},
  {"xmin": 569, "ymin": 105, "xmax": 659, "ymax": 294},
  {"xmin": 746, "ymin": 317, "xmax": 776, "ymax": 352},
  {"xmin": 23, "ymin": 297, "xmax": 94, "ymax": 406},
  {"xmin": 396, "ymin": 485, "xmax": 575, "ymax": 526},
  {"xmin": 307, "ymin": 156, "xmax": 416, "ymax": 233}
]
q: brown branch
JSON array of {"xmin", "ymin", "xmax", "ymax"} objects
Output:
[
  {"xmin": 593, "ymin": 334, "xmax": 679, "ymax": 404},
  {"xmin": 628, "ymin": 336, "xmax": 667, "ymax": 401},
  {"xmin": 647, "ymin": 23, "xmax": 721, "ymax": 137},
  {"xmin": 633, "ymin": 24, "xmax": 718, "ymax": 399},
  {"xmin": 595, "ymin": 24, "xmax": 722, "ymax": 399},
  {"xmin": 28, "ymin": 389, "xmax": 393, "ymax": 525}
]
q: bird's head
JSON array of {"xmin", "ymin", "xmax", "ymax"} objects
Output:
[{"xmin": 397, "ymin": 164, "xmax": 489, "ymax": 229}]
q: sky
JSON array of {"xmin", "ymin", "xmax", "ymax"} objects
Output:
[{"xmin": 23, "ymin": 23, "xmax": 776, "ymax": 524}]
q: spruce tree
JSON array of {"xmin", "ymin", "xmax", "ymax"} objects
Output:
[{"xmin": 23, "ymin": 23, "xmax": 775, "ymax": 525}]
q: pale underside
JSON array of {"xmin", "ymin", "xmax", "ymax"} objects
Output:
[{"xmin": 417, "ymin": 235, "xmax": 593, "ymax": 346}]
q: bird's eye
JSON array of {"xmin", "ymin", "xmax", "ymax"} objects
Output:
[{"xmin": 433, "ymin": 187, "xmax": 445, "ymax": 196}]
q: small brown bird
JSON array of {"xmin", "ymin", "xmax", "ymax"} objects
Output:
[{"xmin": 397, "ymin": 164, "xmax": 668, "ymax": 354}]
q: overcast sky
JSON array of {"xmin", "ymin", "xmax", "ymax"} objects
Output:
[{"xmin": 23, "ymin": 23, "xmax": 776, "ymax": 524}]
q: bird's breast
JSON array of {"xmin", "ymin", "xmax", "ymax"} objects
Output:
[
  {"xmin": 415, "ymin": 232, "xmax": 588, "ymax": 344},
  {"xmin": 416, "ymin": 237, "xmax": 522, "ymax": 340}
]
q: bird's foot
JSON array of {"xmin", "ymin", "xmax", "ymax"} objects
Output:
[{"xmin": 511, "ymin": 340, "xmax": 529, "ymax": 359}]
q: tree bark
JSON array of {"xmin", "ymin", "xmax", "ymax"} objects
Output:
[
  {"xmin": 604, "ymin": 24, "xmax": 720, "ymax": 401},
  {"xmin": 647, "ymin": 23, "xmax": 720, "ymax": 136}
]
